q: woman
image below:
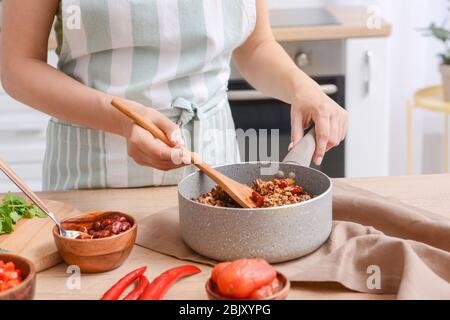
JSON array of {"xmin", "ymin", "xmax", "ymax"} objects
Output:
[{"xmin": 1, "ymin": 0, "xmax": 347, "ymax": 190}]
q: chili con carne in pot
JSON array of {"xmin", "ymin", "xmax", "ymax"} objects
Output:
[{"xmin": 178, "ymin": 129, "xmax": 332, "ymax": 263}]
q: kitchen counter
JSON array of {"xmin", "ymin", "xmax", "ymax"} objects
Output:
[
  {"xmin": 272, "ymin": 6, "xmax": 391, "ymax": 42},
  {"xmin": 33, "ymin": 174, "xmax": 450, "ymax": 300}
]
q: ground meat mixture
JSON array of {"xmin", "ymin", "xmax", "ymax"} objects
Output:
[{"xmin": 195, "ymin": 178, "xmax": 313, "ymax": 208}]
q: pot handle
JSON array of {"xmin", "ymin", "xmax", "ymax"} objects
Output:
[{"xmin": 282, "ymin": 128, "xmax": 316, "ymax": 167}]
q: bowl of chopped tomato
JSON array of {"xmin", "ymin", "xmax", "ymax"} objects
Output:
[
  {"xmin": 0, "ymin": 253, "xmax": 36, "ymax": 300},
  {"xmin": 205, "ymin": 259, "xmax": 290, "ymax": 300}
]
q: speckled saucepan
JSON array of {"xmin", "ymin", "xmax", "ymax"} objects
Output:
[{"xmin": 178, "ymin": 129, "xmax": 332, "ymax": 263}]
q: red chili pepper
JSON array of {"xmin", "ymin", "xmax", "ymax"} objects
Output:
[
  {"xmin": 138, "ymin": 265, "xmax": 201, "ymax": 300},
  {"xmin": 123, "ymin": 276, "xmax": 149, "ymax": 300},
  {"xmin": 101, "ymin": 266, "xmax": 147, "ymax": 300}
]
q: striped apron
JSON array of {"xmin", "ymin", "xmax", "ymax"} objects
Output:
[{"xmin": 43, "ymin": 0, "xmax": 256, "ymax": 190}]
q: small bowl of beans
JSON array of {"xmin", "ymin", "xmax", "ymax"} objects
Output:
[{"xmin": 52, "ymin": 211, "xmax": 137, "ymax": 273}]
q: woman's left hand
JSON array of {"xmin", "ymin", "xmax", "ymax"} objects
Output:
[
  {"xmin": 290, "ymin": 81, "xmax": 348, "ymax": 166},
  {"xmin": 233, "ymin": 0, "xmax": 348, "ymax": 167}
]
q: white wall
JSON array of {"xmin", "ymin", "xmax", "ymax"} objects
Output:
[
  {"xmin": 333, "ymin": 0, "xmax": 447, "ymax": 175},
  {"xmin": 269, "ymin": 0, "xmax": 448, "ymax": 175}
]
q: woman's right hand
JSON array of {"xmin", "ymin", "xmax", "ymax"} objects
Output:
[{"xmin": 119, "ymin": 99, "xmax": 190, "ymax": 171}]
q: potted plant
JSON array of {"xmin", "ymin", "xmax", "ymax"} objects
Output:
[{"xmin": 425, "ymin": 20, "xmax": 450, "ymax": 101}]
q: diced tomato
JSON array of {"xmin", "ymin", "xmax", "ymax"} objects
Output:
[
  {"xmin": 6, "ymin": 279, "xmax": 21, "ymax": 289},
  {"xmin": 0, "ymin": 260, "xmax": 23, "ymax": 292},
  {"xmin": 0, "ymin": 281, "xmax": 8, "ymax": 292},
  {"xmin": 251, "ymin": 192, "xmax": 265, "ymax": 208},
  {"xmin": 277, "ymin": 180, "xmax": 288, "ymax": 188},
  {"xmin": 4, "ymin": 271, "xmax": 19, "ymax": 281},
  {"xmin": 4, "ymin": 262, "xmax": 15, "ymax": 271},
  {"xmin": 215, "ymin": 259, "xmax": 277, "ymax": 299},
  {"xmin": 287, "ymin": 185, "xmax": 303, "ymax": 194},
  {"xmin": 255, "ymin": 197, "xmax": 265, "ymax": 208},
  {"xmin": 248, "ymin": 277, "xmax": 281, "ymax": 299}
]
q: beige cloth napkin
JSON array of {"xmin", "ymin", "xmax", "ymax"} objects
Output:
[{"xmin": 136, "ymin": 181, "xmax": 450, "ymax": 300}]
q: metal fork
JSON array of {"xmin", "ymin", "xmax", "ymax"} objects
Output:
[{"xmin": 0, "ymin": 159, "xmax": 90, "ymax": 239}]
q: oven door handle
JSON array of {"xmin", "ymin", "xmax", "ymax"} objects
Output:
[{"xmin": 227, "ymin": 84, "xmax": 338, "ymax": 101}]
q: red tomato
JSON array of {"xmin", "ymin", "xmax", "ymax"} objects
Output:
[
  {"xmin": 248, "ymin": 277, "xmax": 281, "ymax": 299},
  {"xmin": 215, "ymin": 259, "xmax": 277, "ymax": 299},
  {"xmin": 211, "ymin": 262, "xmax": 231, "ymax": 284}
]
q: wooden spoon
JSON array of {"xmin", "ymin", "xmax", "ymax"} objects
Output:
[{"xmin": 111, "ymin": 99, "xmax": 257, "ymax": 208}]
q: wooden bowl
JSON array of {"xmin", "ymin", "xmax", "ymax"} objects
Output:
[
  {"xmin": 52, "ymin": 211, "xmax": 137, "ymax": 273},
  {"xmin": 0, "ymin": 253, "xmax": 36, "ymax": 300},
  {"xmin": 205, "ymin": 272, "xmax": 290, "ymax": 300}
]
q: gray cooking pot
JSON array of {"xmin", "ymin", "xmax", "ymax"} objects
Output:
[{"xmin": 178, "ymin": 130, "xmax": 332, "ymax": 263}]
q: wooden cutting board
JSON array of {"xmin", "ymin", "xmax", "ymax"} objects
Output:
[{"xmin": 0, "ymin": 200, "xmax": 81, "ymax": 272}]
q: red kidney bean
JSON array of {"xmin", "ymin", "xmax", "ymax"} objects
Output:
[
  {"xmin": 72, "ymin": 215, "xmax": 131, "ymax": 240},
  {"xmin": 93, "ymin": 221, "xmax": 101, "ymax": 231},
  {"xmin": 111, "ymin": 221, "xmax": 122, "ymax": 234},
  {"xmin": 101, "ymin": 218, "xmax": 113, "ymax": 229},
  {"xmin": 121, "ymin": 222, "xmax": 131, "ymax": 232}
]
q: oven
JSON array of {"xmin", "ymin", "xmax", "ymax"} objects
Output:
[{"xmin": 228, "ymin": 40, "xmax": 347, "ymax": 178}]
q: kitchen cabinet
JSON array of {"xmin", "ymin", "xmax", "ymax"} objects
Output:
[
  {"xmin": 0, "ymin": 51, "xmax": 57, "ymax": 191},
  {"xmin": 345, "ymin": 37, "xmax": 390, "ymax": 177}
]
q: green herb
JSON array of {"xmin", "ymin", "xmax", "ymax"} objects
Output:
[
  {"xmin": 422, "ymin": 3, "xmax": 450, "ymax": 65},
  {"xmin": 0, "ymin": 192, "xmax": 47, "ymax": 235}
]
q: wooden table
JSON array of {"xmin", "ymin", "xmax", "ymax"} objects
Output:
[{"xmin": 34, "ymin": 175, "xmax": 450, "ymax": 300}]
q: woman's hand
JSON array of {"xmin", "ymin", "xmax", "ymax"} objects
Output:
[
  {"xmin": 233, "ymin": 0, "xmax": 347, "ymax": 167},
  {"xmin": 119, "ymin": 100, "xmax": 190, "ymax": 171},
  {"xmin": 290, "ymin": 81, "xmax": 348, "ymax": 166}
]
